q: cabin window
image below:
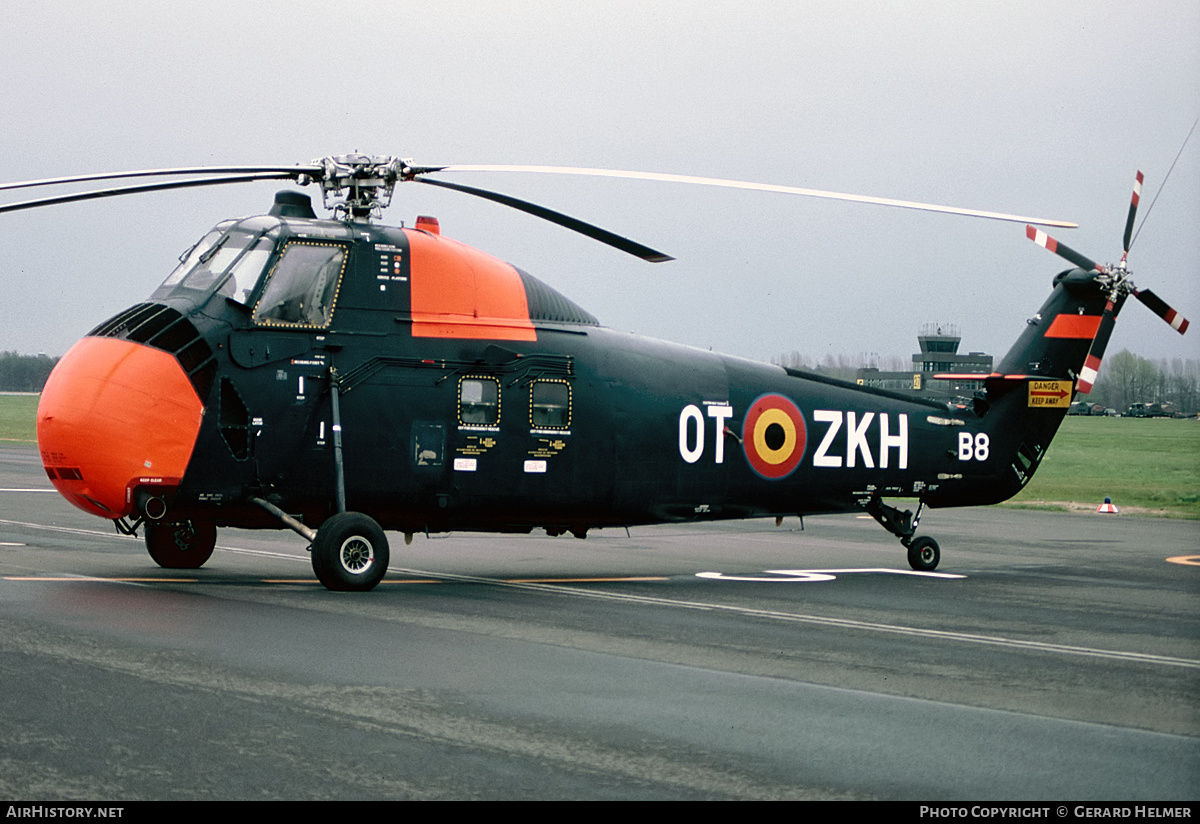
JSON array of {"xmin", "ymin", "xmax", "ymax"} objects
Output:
[
  {"xmin": 412, "ymin": 422, "xmax": 444, "ymax": 467},
  {"xmin": 459, "ymin": 377, "xmax": 500, "ymax": 426},
  {"xmin": 253, "ymin": 241, "xmax": 347, "ymax": 328},
  {"xmin": 530, "ymin": 380, "xmax": 571, "ymax": 429}
]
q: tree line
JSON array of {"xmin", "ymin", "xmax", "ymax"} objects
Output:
[
  {"xmin": 0, "ymin": 352, "xmax": 58, "ymax": 392},
  {"xmin": 1089, "ymin": 351, "xmax": 1199, "ymax": 414},
  {"xmin": 773, "ymin": 348, "xmax": 1199, "ymax": 413}
]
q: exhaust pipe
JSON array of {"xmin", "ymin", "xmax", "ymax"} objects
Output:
[{"xmin": 135, "ymin": 490, "xmax": 169, "ymax": 521}]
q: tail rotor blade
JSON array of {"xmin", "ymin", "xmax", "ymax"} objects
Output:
[
  {"xmin": 1133, "ymin": 288, "xmax": 1190, "ymax": 334},
  {"xmin": 1076, "ymin": 302, "xmax": 1117, "ymax": 394},
  {"xmin": 1025, "ymin": 225, "xmax": 1101, "ymax": 271},
  {"xmin": 1122, "ymin": 170, "xmax": 1143, "ymax": 255}
]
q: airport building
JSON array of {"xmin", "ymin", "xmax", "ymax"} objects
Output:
[{"xmin": 856, "ymin": 324, "xmax": 992, "ymax": 399}]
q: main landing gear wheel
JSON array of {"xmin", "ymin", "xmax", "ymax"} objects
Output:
[
  {"xmin": 145, "ymin": 521, "xmax": 217, "ymax": 569},
  {"xmin": 311, "ymin": 512, "xmax": 389, "ymax": 592},
  {"xmin": 906, "ymin": 536, "xmax": 940, "ymax": 572}
]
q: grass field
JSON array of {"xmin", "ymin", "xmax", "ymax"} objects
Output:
[
  {"xmin": 1007, "ymin": 416, "xmax": 1200, "ymax": 518},
  {"xmin": 2, "ymin": 395, "xmax": 1196, "ymax": 517},
  {"xmin": 0, "ymin": 393, "xmax": 38, "ymax": 443}
]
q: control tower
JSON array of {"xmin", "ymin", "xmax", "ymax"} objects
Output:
[{"xmin": 856, "ymin": 324, "xmax": 992, "ymax": 398}]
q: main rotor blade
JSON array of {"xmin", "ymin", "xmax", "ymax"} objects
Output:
[
  {"xmin": 1122, "ymin": 170, "xmax": 1143, "ymax": 255},
  {"xmin": 0, "ymin": 173, "xmax": 298, "ymax": 214},
  {"xmin": 431, "ymin": 165, "xmax": 1079, "ymax": 228},
  {"xmin": 0, "ymin": 165, "xmax": 318, "ymax": 193},
  {"xmin": 1133, "ymin": 288, "xmax": 1190, "ymax": 334},
  {"xmin": 1025, "ymin": 225, "xmax": 1101, "ymax": 271},
  {"xmin": 415, "ymin": 177, "xmax": 674, "ymax": 262}
]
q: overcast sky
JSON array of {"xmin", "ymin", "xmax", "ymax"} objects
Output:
[{"xmin": 2, "ymin": 1, "xmax": 1197, "ymax": 369}]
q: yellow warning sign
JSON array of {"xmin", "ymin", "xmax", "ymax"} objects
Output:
[{"xmin": 1027, "ymin": 380, "xmax": 1072, "ymax": 408}]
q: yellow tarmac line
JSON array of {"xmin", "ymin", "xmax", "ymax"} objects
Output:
[
  {"xmin": 507, "ymin": 576, "xmax": 668, "ymax": 583},
  {"xmin": 261, "ymin": 578, "xmax": 443, "ymax": 585},
  {"xmin": 3, "ymin": 576, "xmax": 198, "ymax": 582},
  {"xmin": 1166, "ymin": 555, "xmax": 1200, "ymax": 566}
]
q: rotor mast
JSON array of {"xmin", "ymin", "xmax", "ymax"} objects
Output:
[{"xmin": 308, "ymin": 154, "xmax": 418, "ymax": 220}]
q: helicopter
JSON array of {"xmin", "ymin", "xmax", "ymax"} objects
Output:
[{"xmin": 2, "ymin": 154, "xmax": 1189, "ymax": 591}]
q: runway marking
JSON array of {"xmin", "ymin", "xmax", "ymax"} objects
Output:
[
  {"xmin": 0, "ymin": 518, "xmax": 136, "ymax": 539},
  {"xmin": 0, "ymin": 488, "xmax": 57, "ymax": 493},
  {"xmin": 0, "ymin": 542, "xmax": 25, "ymax": 547},
  {"xmin": 695, "ymin": 568, "xmax": 965, "ymax": 582},
  {"xmin": 4, "ymin": 518, "xmax": 1196, "ymax": 671},
  {"xmin": 262, "ymin": 578, "xmax": 443, "ymax": 585},
  {"xmin": 507, "ymin": 576, "xmax": 669, "ymax": 583},
  {"xmin": 3, "ymin": 575, "xmax": 199, "ymax": 582},
  {"xmin": 1166, "ymin": 555, "xmax": 1200, "ymax": 567},
  {"xmin": 387, "ymin": 566, "xmax": 1200, "ymax": 671},
  {"xmin": 4, "ymin": 574, "xmax": 668, "ymax": 586},
  {"xmin": 0, "ymin": 518, "xmax": 308, "ymax": 560}
]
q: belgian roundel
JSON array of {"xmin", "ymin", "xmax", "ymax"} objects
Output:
[{"xmin": 742, "ymin": 394, "xmax": 807, "ymax": 480}]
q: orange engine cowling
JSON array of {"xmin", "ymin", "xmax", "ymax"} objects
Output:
[{"xmin": 37, "ymin": 337, "xmax": 204, "ymax": 519}]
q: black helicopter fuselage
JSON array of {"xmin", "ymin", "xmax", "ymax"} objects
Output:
[
  {"xmin": 36, "ymin": 192, "xmax": 1108, "ymax": 580},
  {"xmin": 17, "ymin": 157, "xmax": 1185, "ymax": 589}
]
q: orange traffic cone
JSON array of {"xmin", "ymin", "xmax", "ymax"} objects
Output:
[{"xmin": 1097, "ymin": 496, "xmax": 1119, "ymax": 514}]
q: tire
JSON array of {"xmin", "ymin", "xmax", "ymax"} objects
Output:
[
  {"xmin": 311, "ymin": 512, "xmax": 389, "ymax": 592},
  {"xmin": 907, "ymin": 535, "xmax": 940, "ymax": 572},
  {"xmin": 145, "ymin": 521, "xmax": 217, "ymax": 569}
]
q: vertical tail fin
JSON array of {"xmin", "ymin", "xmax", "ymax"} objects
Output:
[
  {"xmin": 993, "ymin": 268, "xmax": 1117, "ymax": 382},
  {"xmin": 930, "ymin": 170, "xmax": 1190, "ymax": 508},
  {"xmin": 928, "ymin": 268, "xmax": 1115, "ymax": 507}
]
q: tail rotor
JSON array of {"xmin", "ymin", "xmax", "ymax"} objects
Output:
[{"xmin": 1024, "ymin": 170, "xmax": 1189, "ymax": 393}]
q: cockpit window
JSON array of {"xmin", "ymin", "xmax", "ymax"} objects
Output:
[
  {"xmin": 252, "ymin": 241, "xmax": 347, "ymax": 328},
  {"xmin": 159, "ymin": 228, "xmax": 226, "ymax": 290},
  {"xmin": 220, "ymin": 237, "xmax": 273, "ymax": 304},
  {"xmin": 155, "ymin": 223, "xmax": 275, "ymax": 306}
]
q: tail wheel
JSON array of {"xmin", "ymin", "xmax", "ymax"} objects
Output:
[
  {"xmin": 145, "ymin": 521, "xmax": 216, "ymax": 569},
  {"xmin": 907, "ymin": 536, "xmax": 940, "ymax": 572},
  {"xmin": 311, "ymin": 512, "xmax": 389, "ymax": 592}
]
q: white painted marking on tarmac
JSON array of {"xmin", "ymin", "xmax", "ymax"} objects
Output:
[
  {"xmin": 0, "ymin": 518, "xmax": 126, "ymax": 539},
  {"xmin": 698, "ymin": 570, "xmax": 837, "ymax": 582},
  {"xmin": 696, "ymin": 568, "xmax": 966, "ymax": 582},
  {"xmin": 0, "ymin": 488, "xmax": 57, "ymax": 493},
  {"xmin": 388, "ymin": 566, "xmax": 1200, "ymax": 671},
  {"xmin": 0, "ymin": 542, "xmax": 25, "ymax": 547},
  {"xmin": 4, "ymin": 516, "xmax": 1196, "ymax": 671},
  {"xmin": 0, "ymin": 518, "xmax": 306, "ymax": 561}
]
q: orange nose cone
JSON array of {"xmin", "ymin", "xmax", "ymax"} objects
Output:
[{"xmin": 37, "ymin": 337, "xmax": 205, "ymax": 518}]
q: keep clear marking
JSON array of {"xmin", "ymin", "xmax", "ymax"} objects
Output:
[{"xmin": 696, "ymin": 568, "xmax": 966, "ymax": 582}]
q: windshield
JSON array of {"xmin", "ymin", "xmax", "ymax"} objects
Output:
[{"xmin": 154, "ymin": 224, "xmax": 277, "ymax": 305}]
